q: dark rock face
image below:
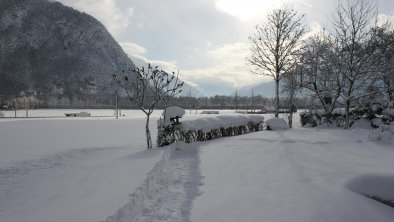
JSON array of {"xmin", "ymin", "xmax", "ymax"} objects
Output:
[{"xmin": 0, "ymin": 0, "xmax": 134, "ymax": 100}]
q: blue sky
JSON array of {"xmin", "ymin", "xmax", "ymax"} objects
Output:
[{"xmin": 58, "ymin": 0, "xmax": 394, "ymax": 96}]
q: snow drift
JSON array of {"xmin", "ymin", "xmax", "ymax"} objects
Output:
[{"xmin": 266, "ymin": 117, "xmax": 289, "ymax": 130}]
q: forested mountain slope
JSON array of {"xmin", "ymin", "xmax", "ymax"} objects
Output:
[{"xmin": 0, "ymin": 0, "xmax": 134, "ymax": 99}]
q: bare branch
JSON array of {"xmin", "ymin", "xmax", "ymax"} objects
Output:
[
  {"xmin": 246, "ymin": 5, "xmax": 306, "ymax": 117},
  {"xmin": 112, "ymin": 65, "xmax": 184, "ymax": 149}
]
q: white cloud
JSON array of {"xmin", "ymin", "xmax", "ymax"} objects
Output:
[
  {"xmin": 296, "ymin": 0, "xmax": 312, "ymax": 8},
  {"xmin": 215, "ymin": 0, "xmax": 313, "ymax": 21},
  {"xmin": 215, "ymin": 0, "xmax": 283, "ymax": 21},
  {"xmin": 209, "ymin": 42, "xmax": 247, "ymax": 63},
  {"xmin": 149, "ymin": 60, "xmax": 179, "ymax": 73},
  {"xmin": 58, "ymin": 0, "xmax": 133, "ymax": 36},
  {"xmin": 181, "ymin": 43, "xmax": 270, "ymax": 89},
  {"xmin": 120, "ymin": 42, "xmax": 179, "ymax": 75},
  {"xmin": 302, "ymin": 21, "xmax": 326, "ymax": 40},
  {"xmin": 120, "ymin": 41, "xmax": 266, "ymax": 91},
  {"xmin": 119, "ymin": 42, "xmax": 146, "ymax": 60}
]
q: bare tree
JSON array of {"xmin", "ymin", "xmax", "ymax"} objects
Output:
[
  {"xmin": 247, "ymin": 6, "xmax": 306, "ymax": 117},
  {"xmin": 370, "ymin": 24, "xmax": 394, "ymax": 109},
  {"xmin": 7, "ymin": 96, "xmax": 38, "ymax": 118},
  {"xmin": 113, "ymin": 64, "xmax": 183, "ymax": 149},
  {"xmin": 161, "ymin": 70, "xmax": 183, "ymax": 118},
  {"xmin": 331, "ymin": 0, "xmax": 378, "ymax": 128},
  {"xmin": 281, "ymin": 68, "xmax": 299, "ymax": 128},
  {"xmin": 299, "ymin": 34, "xmax": 342, "ymax": 122}
]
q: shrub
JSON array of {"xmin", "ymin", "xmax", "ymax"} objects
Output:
[
  {"xmin": 300, "ymin": 107, "xmax": 393, "ymax": 128},
  {"xmin": 157, "ymin": 115, "xmax": 264, "ymax": 146}
]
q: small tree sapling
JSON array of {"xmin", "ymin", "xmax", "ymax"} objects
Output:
[{"xmin": 112, "ymin": 64, "xmax": 183, "ymax": 149}]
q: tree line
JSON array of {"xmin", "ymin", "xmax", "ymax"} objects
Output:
[{"xmin": 247, "ymin": 0, "xmax": 394, "ymax": 129}]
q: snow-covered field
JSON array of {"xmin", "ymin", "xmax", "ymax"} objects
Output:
[
  {"xmin": 1, "ymin": 109, "xmax": 393, "ymax": 222},
  {"xmin": 0, "ymin": 113, "xmax": 164, "ymax": 222}
]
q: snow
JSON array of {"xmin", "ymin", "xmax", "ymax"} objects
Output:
[
  {"xmin": 352, "ymin": 118, "xmax": 372, "ymax": 129},
  {"xmin": 161, "ymin": 107, "xmax": 186, "ymax": 125},
  {"xmin": 346, "ymin": 174, "xmax": 394, "ymax": 202},
  {"xmin": 105, "ymin": 142, "xmax": 201, "ymax": 222},
  {"xmin": 369, "ymin": 125, "xmax": 394, "ymax": 142},
  {"xmin": 191, "ymin": 128, "xmax": 394, "ymax": 222},
  {"xmin": 0, "ymin": 109, "xmax": 165, "ymax": 118},
  {"xmin": 266, "ymin": 117, "xmax": 289, "ymax": 130},
  {"xmin": 0, "ymin": 115, "xmax": 164, "ymax": 222},
  {"xmin": 163, "ymin": 106, "xmax": 185, "ymax": 119},
  {"xmin": 1, "ymin": 109, "xmax": 394, "ymax": 222},
  {"xmin": 179, "ymin": 114, "xmax": 264, "ymax": 133}
]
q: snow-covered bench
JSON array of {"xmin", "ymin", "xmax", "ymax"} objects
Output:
[
  {"xmin": 65, "ymin": 112, "xmax": 91, "ymax": 117},
  {"xmin": 200, "ymin": 110, "xmax": 219, "ymax": 114}
]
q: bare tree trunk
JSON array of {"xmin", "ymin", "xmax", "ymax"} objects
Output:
[
  {"xmin": 385, "ymin": 80, "xmax": 393, "ymax": 109},
  {"xmin": 145, "ymin": 114, "xmax": 152, "ymax": 149},
  {"xmin": 289, "ymin": 112, "xmax": 293, "ymax": 128},
  {"xmin": 288, "ymin": 94, "xmax": 294, "ymax": 128},
  {"xmin": 275, "ymin": 79, "xmax": 280, "ymax": 117},
  {"xmin": 345, "ymin": 100, "xmax": 350, "ymax": 129}
]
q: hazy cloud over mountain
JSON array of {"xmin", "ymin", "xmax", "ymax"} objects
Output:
[{"xmin": 57, "ymin": 0, "xmax": 394, "ymax": 96}]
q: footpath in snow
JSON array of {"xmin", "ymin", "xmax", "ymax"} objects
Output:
[{"xmin": 105, "ymin": 142, "xmax": 201, "ymax": 222}]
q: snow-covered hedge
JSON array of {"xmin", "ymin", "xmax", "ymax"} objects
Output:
[
  {"xmin": 369, "ymin": 124, "xmax": 394, "ymax": 142},
  {"xmin": 157, "ymin": 107, "xmax": 185, "ymax": 147},
  {"xmin": 178, "ymin": 115, "xmax": 264, "ymax": 133},
  {"xmin": 300, "ymin": 107, "xmax": 394, "ymax": 128},
  {"xmin": 157, "ymin": 114, "xmax": 264, "ymax": 146}
]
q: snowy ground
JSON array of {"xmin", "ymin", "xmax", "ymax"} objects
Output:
[
  {"xmin": 0, "ymin": 112, "xmax": 165, "ymax": 222},
  {"xmin": 192, "ymin": 128, "xmax": 394, "ymax": 222},
  {"xmin": 1, "ymin": 109, "xmax": 394, "ymax": 222}
]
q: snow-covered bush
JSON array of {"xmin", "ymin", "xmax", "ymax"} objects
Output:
[
  {"xmin": 300, "ymin": 111, "xmax": 321, "ymax": 127},
  {"xmin": 369, "ymin": 125, "xmax": 393, "ymax": 142},
  {"xmin": 157, "ymin": 114, "xmax": 265, "ymax": 146},
  {"xmin": 265, "ymin": 118, "xmax": 289, "ymax": 130},
  {"xmin": 157, "ymin": 123, "xmax": 175, "ymax": 147},
  {"xmin": 157, "ymin": 107, "xmax": 185, "ymax": 147},
  {"xmin": 300, "ymin": 107, "xmax": 394, "ymax": 129},
  {"xmin": 175, "ymin": 115, "xmax": 264, "ymax": 143},
  {"xmin": 382, "ymin": 109, "xmax": 394, "ymax": 124}
]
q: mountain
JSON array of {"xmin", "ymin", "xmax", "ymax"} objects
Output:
[
  {"xmin": 0, "ymin": 0, "xmax": 134, "ymax": 100},
  {"xmin": 238, "ymin": 81, "xmax": 275, "ymax": 97}
]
